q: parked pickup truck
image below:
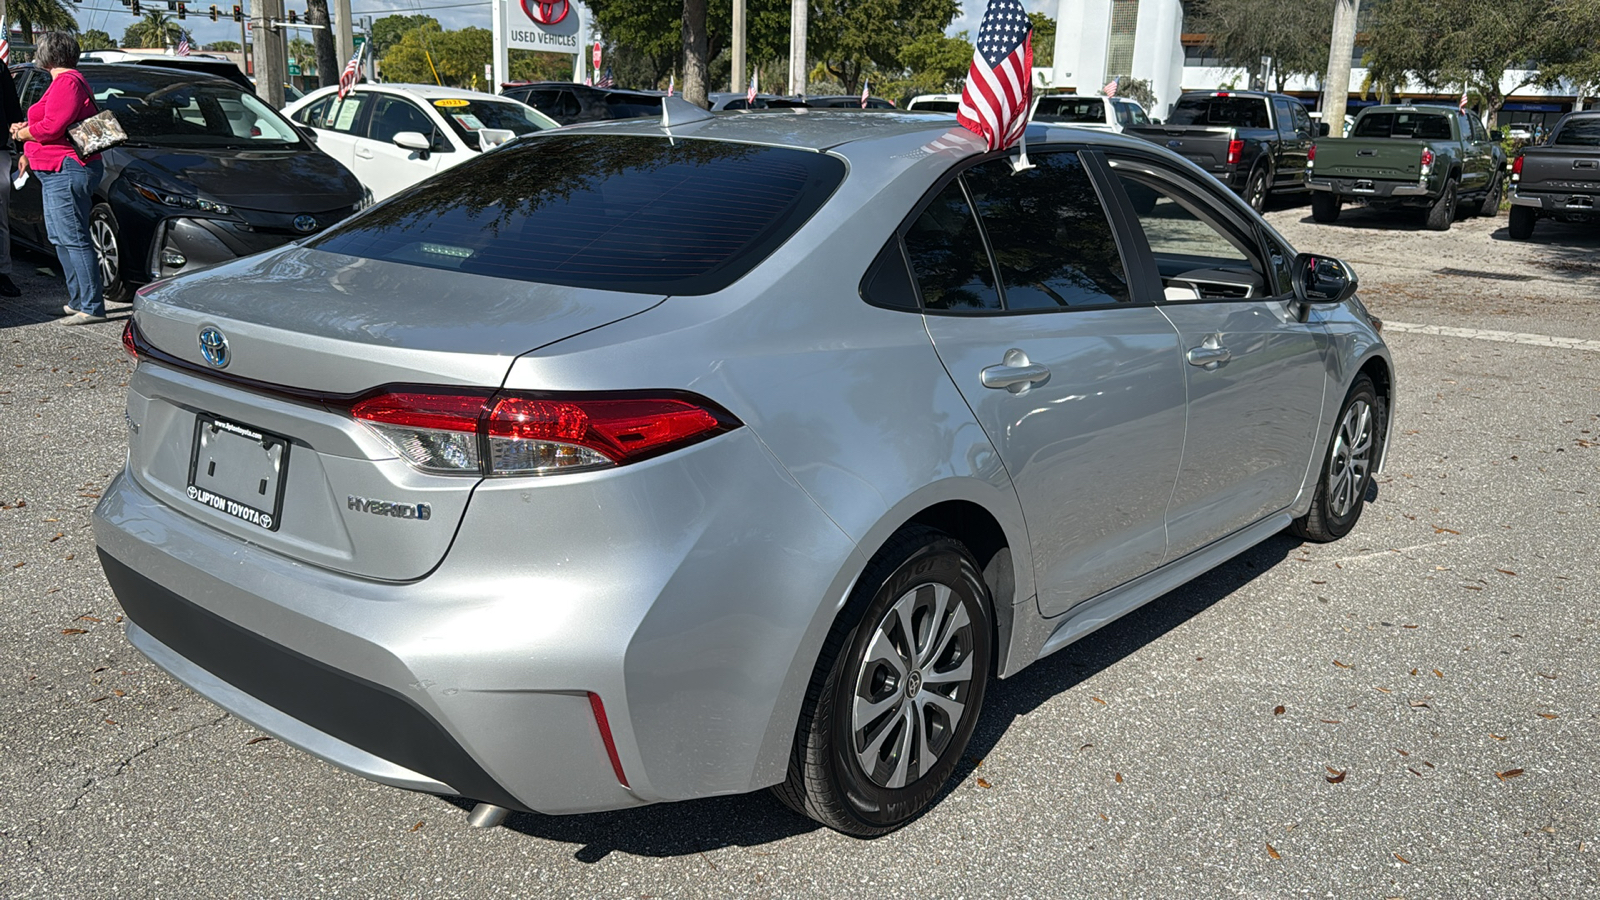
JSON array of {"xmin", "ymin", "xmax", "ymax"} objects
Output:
[
  {"xmin": 1306, "ymin": 104, "xmax": 1506, "ymax": 231},
  {"xmin": 1507, "ymin": 110, "xmax": 1600, "ymax": 240},
  {"xmin": 1124, "ymin": 90, "xmax": 1317, "ymax": 211}
]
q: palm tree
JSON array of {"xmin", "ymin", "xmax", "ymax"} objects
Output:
[
  {"xmin": 7, "ymin": 0, "xmax": 78, "ymax": 44},
  {"xmin": 123, "ymin": 9, "xmax": 183, "ymax": 50}
]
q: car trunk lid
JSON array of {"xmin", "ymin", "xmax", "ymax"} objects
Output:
[{"xmin": 1314, "ymin": 138, "xmax": 1427, "ymax": 181}]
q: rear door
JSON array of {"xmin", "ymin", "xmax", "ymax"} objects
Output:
[
  {"xmin": 1100, "ymin": 152, "xmax": 1330, "ymax": 555},
  {"xmin": 1273, "ymin": 98, "xmax": 1312, "ymax": 187},
  {"xmin": 913, "ymin": 150, "xmax": 1188, "ymax": 615}
]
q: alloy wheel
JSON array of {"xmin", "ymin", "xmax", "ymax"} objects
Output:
[
  {"xmin": 1326, "ymin": 398, "xmax": 1373, "ymax": 518},
  {"xmin": 851, "ymin": 581, "xmax": 977, "ymax": 789},
  {"xmin": 91, "ymin": 215, "xmax": 120, "ymax": 288}
]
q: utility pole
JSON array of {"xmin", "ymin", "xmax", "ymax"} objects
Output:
[
  {"xmin": 335, "ymin": 0, "xmax": 353, "ymax": 69},
  {"xmin": 1321, "ymin": 0, "xmax": 1359, "ymax": 131},
  {"xmin": 732, "ymin": 0, "xmax": 745, "ymax": 96},
  {"xmin": 253, "ymin": 0, "xmax": 287, "ymax": 108},
  {"xmin": 787, "ymin": 0, "xmax": 806, "ymax": 98}
]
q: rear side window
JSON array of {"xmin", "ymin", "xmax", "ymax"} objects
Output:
[
  {"xmin": 903, "ymin": 179, "xmax": 1002, "ymax": 311},
  {"xmin": 309, "ymin": 134, "xmax": 846, "ymax": 295}
]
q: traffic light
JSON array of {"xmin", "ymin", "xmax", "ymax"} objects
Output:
[
  {"xmin": 232, "ymin": 4, "xmax": 242, "ymax": 21},
  {"xmin": 209, "ymin": 4, "xmax": 218, "ymax": 20},
  {"xmin": 177, "ymin": 2, "xmax": 186, "ymax": 19},
  {"xmin": 132, "ymin": 0, "xmax": 142, "ymax": 13},
  {"xmin": 287, "ymin": 9, "xmax": 297, "ymax": 23}
]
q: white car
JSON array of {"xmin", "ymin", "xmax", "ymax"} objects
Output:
[
  {"xmin": 906, "ymin": 93, "xmax": 962, "ymax": 113},
  {"xmin": 1033, "ymin": 94, "xmax": 1151, "ymax": 132},
  {"xmin": 283, "ymin": 84, "xmax": 559, "ymax": 200}
]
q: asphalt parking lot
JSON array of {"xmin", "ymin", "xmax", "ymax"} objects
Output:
[{"xmin": 2, "ymin": 202, "xmax": 1598, "ymax": 898}]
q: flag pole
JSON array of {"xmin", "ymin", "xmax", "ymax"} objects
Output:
[{"xmin": 1011, "ymin": 80, "xmax": 1040, "ymax": 173}]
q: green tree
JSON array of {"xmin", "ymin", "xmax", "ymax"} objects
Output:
[
  {"xmin": 288, "ymin": 37, "xmax": 316, "ymax": 77},
  {"xmin": 1187, "ymin": 0, "xmax": 1333, "ymax": 90},
  {"xmin": 208, "ymin": 40, "xmax": 241, "ymax": 52},
  {"xmin": 1362, "ymin": 0, "xmax": 1589, "ymax": 124},
  {"xmin": 887, "ymin": 30, "xmax": 972, "ymax": 99},
  {"xmin": 1028, "ymin": 11, "xmax": 1054, "ymax": 69},
  {"xmin": 589, "ymin": 0, "xmax": 793, "ymax": 92},
  {"xmin": 122, "ymin": 9, "xmax": 183, "ymax": 50},
  {"xmin": 9, "ymin": 0, "xmax": 77, "ymax": 43},
  {"xmin": 78, "ymin": 28, "xmax": 116, "ymax": 50},
  {"xmin": 380, "ymin": 24, "xmax": 503, "ymax": 90},
  {"xmin": 809, "ymin": 0, "xmax": 960, "ymax": 95},
  {"xmin": 1116, "ymin": 76, "xmax": 1157, "ymax": 112},
  {"xmin": 370, "ymin": 14, "xmax": 437, "ymax": 57}
]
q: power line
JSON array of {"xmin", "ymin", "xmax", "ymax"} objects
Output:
[{"xmin": 66, "ymin": 0, "xmax": 488, "ymax": 18}]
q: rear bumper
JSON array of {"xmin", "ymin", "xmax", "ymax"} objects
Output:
[
  {"xmin": 1307, "ymin": 176, "xmax": 1429, "ymax": 197},
  {"xmin": 1509, "ymin": 190, "xmax": 1599, "ymax": 213},
  {"xmin": 93, "ymin": 423, "xmax": 861, "ymax": 815}
]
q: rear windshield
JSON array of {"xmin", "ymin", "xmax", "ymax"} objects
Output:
[
  {"xmin": 1167, "ymin": 97, "xmax": 1270, "ymax": 129},
  {"xmin": 911, "ymin": 100, "xmax": 959, "ymax": 113},
  {"xmin": 1036, "ymin": 97, "xmax": 1105, "ymax": 123},
  {"xmin": 1352, "ymin": 111, "xmax": 1453, "ymax": 139},
  {"xmin": 1553, "ymin": 118, "xmax": 1600, "ymax": 147},
  {"xmin": 309, "ymin": 134, "xmax": 846, "ymax": 294}
]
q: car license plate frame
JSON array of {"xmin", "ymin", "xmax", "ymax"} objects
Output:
[{"xmin": 186, "ymin": 414, "xmax": 291, "ymax": 532}]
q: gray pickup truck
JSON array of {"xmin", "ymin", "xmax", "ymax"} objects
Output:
[
  {"xmin": 1306, "ymin": 104, "xmax": 1506, "ymax": 231},
  {"xmin": 1508, "ymin": 110, "xmax": 1600, "ymax": 239}
]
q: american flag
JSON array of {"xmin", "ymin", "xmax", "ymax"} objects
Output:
[
  {"xmin": 746, "ymin": 70, "xmax": 757, "ymax": 105},
  {"xmin": 1103, "ymin": 77, "xmax": 1118, "ymax": 97},
  {"xmin": 0, "ymin": 20, "xmax": 9, "ymax": 64},
  {"xmin": 1458, "ymin": 89, "xmax": 1468, "ymax": 113},
  {"xmin": 597, "ymin": 67, "xmax": 614, "ymax": 88},
  {"xmin": 860, "ymin": 77, "xmax": 869, "ymax": 109},
  {"xmin": 667, "ymin": 74, "xmax": 674, "ymax": 97},
  {"xmin": 177, "ymin": 32, "xmax": 191, "ymax": 56},
  {"xmin": 956, "ymin": 0, "xmax": 1033, "ymax": 152},
  {"xmin": 337, "ymin": 42, "xmax": 365, "ymax": 100}
]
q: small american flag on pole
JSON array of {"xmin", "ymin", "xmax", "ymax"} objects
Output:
[
  {"xmin": 667, "ymin": 74, "xmax": 675, "ymax": 96},
  {"xmin": 746, "ymin": 70, "xmax": 758, "ymax": 105},
  {"xmin": 1458, "ymin": 88, "xmax": 1468, "ymax": 113},
  {"xmin": 1103, "ymin": 77, "xmax": 1119, "ymax": 97},
  {"xmin": 337, "ymin": 42, "xmax": 365, "ymax": 100},
  {"xmin": 597, "ymin": 67, "xmax": 614, "ymax": 88},
  {"xmin": 177, "ymin": 32, "xmax": 191, "ymax": 56},
  {"xmin": 0, "ymin": 20, "xmax": 10, "ymax": 64},
  {"xmin": 956, "ymin": 0, "xmax": 1033, "ymax": 152},
  {"xmin": 860, "ymin": 78, "xmax": 869, "ymax": 109}
]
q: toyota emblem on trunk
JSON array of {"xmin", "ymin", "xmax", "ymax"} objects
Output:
[
  {"xmin": 293, "ymin": 215, "xmax": 318, "ymax": 233},
  {"xmin": 198, "ymin": 327, "xmax": 230, "ymax": 368}
]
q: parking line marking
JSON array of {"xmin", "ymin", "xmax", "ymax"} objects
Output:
[{"xmin": 1382, "ymin": 321, "xmax": 1600, "ymax": 353}]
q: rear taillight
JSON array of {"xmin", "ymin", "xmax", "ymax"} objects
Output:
[
  {"xmin": 121, "ymin": 319, "xmax": 139, "ymax": 362},
  {"xmin": 349, "ymin": 388, "xmax": 739, "ymax": 477},
  {"xmin": 1307, "ymin": 143, "xmax": 1317, "ymax": 166},
  {"xmin": 1420, "ymin": 147, "xmax": 1435, "ymax": 173},
  {"xmin": 1512, "ymin": 154, "xmax": 1524, "ymax": 181},
  {"xmin": 1227, "ymin": 138, "xmax": 1245, "ymax": 166}
]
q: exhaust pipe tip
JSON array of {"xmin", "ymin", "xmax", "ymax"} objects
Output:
[{"xmin": 467, "ymin": 803, "xmax": 510, "ymax": 829}]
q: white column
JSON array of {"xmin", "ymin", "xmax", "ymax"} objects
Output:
[
  {"xmin": 492, "ymin": 0, "xmax": 509, "ymax": 90},
  {"xmin": 788, "ymin": 0, "xmax": 807, "ymax": 97}
]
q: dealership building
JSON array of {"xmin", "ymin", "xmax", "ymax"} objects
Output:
[{"xmin": 1045, "ymin": 0, "xmax": 1593, "ymax": 130}]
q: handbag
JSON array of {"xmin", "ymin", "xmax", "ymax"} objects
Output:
[{"xmin": 67, "ymin": 109, "xmax": 128, "ymax": 157}]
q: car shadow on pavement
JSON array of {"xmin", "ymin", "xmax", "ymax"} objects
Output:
[
  {"xmin": 1485, "ymin": 220, "xmax": 1600, "ymax": 280},
  {"xmin": 1293, "ymin": 207, "xmax": 1428, "ymax": 231},
  {"xmin": 441, "ymin": 530, "xmax": 1306, "ymax": 860}
]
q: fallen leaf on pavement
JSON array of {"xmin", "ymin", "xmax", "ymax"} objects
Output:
[
  {"xmin": 1325, "ymin": 768, "xmax": 1347, "ymax": 784},
  {"xmin": 1321, "ymin": 718, "xmax": 1342, "ymax": 724},
  {"xmin": 1491, "ymin": 734, "xmax": 1506, "ymax": 740},
  {"xmin": 1333, "ymin": 660, "xmax": 1352, "ymax": 669},
  {"xmin": 1092, "ymin": 696, "xmax": 1107, "ymax": 706},
  {"xmin": 1434, "ymin": 526, "xmax": 1461, "ymax": 535},
  {"xmin": 1396, "ymin": 748, "xmax": 1410, "ymax": 756},
  {"xmin": 975, "ymin": 778, "xmax": 992, "ymax": 789},
  {"xmin": 1395, "ymin": 853, "xmax": 1411, "ymax": 864},
  {"xmin": 1273, "ymin": 705, "xmax": 1286, "ymax": 716},
  {"xmin": 61, "ymin": 628, "xmax": 88, "ymax": 635},
  {"xmin": 1266, "ymin": 843, "xmax": 1281, "ymax": 860},
  {"xmin": 1433, "ymin": 668, "xmax": 1444, "ymax": 677},
  {"xmin": 1375, "ymin": 686, "xmax": 1393, "ymax": 693},
  {"xmin": 1537, "ymin": 712, "xmax": 1559, "ymax": 720},
  {"xmin": 410, "ymin": 821, "xmax": 424, "ymax": 832},
  {"xmin": 246, "ymin": 736, "xmax": 273, "ymax": 745},
  {"xmin": 76, "ymin": 615, "xmax": 102, "ymax": 623},
  {"xmin": 1538, "ymin": 672, "xmax": 1557, "ymax": 679},
  {"xmin": 1114, "ymin": 772, "xmax": 1122, "ymax": 783},
  {"xmin": 1496, "ymin": 768, "xmax": 1525, "ymax": 781}
]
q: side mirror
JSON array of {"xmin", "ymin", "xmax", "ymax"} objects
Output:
[
  {"xmin": 1316, "ymin": 122, "xmax": 1331, "ymax": 137},
  {"xmin": 477, "ymin": 127, "xmax": 516, "ymax": 151},
  {"xmin": 1489, "ymin": 129, "xmax": 1502, "ymax": 141},
  {"xmin": 393, "ymin": 131, "xmax": 432, "ymax": 155},
  {"xmin": 1292, "ymin": 253, "xmax": 1359, "ymax": 308}
]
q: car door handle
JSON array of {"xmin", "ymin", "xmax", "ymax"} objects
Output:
[
  {"xmin": 980, "ymin": 349, "xmax": 1050, "ymax": 393},
  {"xmin": 355, "ymin": 147, "xmax": 374, "ymax": 159},
  {"xmin": 1186, "ymin": 337, "xmax": 1232, "ymax": 370}
]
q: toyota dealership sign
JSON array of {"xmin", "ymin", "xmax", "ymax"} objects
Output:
[{"xmin": 505, "ymin": 0, "xmax": 582, "ymax": 54}]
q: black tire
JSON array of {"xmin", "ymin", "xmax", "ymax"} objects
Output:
[
  {"xmin": 1476, "ymin": 173, "xmax": 1503, "ymax": 218},
  {"xmin": 1311, "ymin": 193, "xmax": 1342, "ymax": 223},
  {"xmin": 1423, "ymin": 179, "xmax": 1457, "ymax": 231},
  {"xmin": 774, "ymin": 526, "xmax": 992, "ymax": 837},
  {"xmin": 1508, "ymin": 204, "xmax": 1537, "ymax": 240},
  {"xmin": 1291, "ymin": 375, "xmax": 1384, "ymax": 543},
  {"xmin": 1244, "ymin": 166, "xmax": 1269, "ymax": 213},
  {"xmin": 89, "ymin": 203, "xmax": 131, "ymax": 304}
]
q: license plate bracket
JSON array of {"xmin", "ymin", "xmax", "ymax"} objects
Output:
[{"xmin": 187, "ymin": 415, "xmax": 290, "ymax": 531}]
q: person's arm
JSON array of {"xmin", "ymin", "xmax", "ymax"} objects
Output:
[{"xmin": 26, "ymin": 74, "xmax": 91, "ymax": 144}]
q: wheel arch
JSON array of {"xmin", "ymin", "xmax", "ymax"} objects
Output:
[{"xmin": 1355, "ymin": 353, "xmax": 1395, "ymax": 473}]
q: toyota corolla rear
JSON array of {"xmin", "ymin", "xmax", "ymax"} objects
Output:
[{"xmin": 93, "ymin": 130, "xmax": 867, "ymax": 814}]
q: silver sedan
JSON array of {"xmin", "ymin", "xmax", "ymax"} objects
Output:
[{"xmin": 96, "ymin": 105, "xmax": 1392, "ymax": 837}]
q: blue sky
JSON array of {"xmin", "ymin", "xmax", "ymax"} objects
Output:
[{"xmin": 76, "ymin": 0, "xmax": 1058, "ymax": 54}]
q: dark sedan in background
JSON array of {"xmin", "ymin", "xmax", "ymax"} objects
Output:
[{"xmin": 9, "ymin": 64, "xmax": 365, "ymax": 301}]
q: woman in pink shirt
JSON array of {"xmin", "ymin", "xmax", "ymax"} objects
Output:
[{"xmin": 8, "ymin": 32, "xmax": 106, "ymax": 324}]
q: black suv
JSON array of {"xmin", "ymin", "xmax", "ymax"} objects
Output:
[{"xmin": 499, "ymin": 82, "xmax": 663, "ymax": 125}]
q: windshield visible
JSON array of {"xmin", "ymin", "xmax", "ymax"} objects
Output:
[
  {"xmin": 1167, "ymin": 97, "xmax": 1270, "ymax": 129},
  {"xmin": 1352, "ymin": 111, "xmax": 1453, "ymax": 139},
  {"xmin": 1036, "ymin": 97, "xmax": 1105, "ymax": 123},
  {"xmin": 429, "ymin": 97, "xmax": 557, "ymax": 150},
  {"xmin": 1553, "ymin": 118, "xmax": 1600, "ymax": 147},
  {"xmin": 82, "ymin": 70, "xmax": 302, "ymax": 147}
]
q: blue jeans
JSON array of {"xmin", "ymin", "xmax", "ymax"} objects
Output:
[{"xmin": 40, "ymin": 156, "xmax": 106, "ymax": 317}]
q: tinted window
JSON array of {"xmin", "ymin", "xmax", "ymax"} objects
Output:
[
  {"xmin": 1292, "ymin": 103, "xmax": 1311, "ymax": 134},
  {"xmin": 1274, "ymin": 99, "xmax": 1296, "ymax": 136},
  {"xmin": 962, "ymin": 154, "xmax": 1130, "ymax": 310},
  {"xmin": 1037, "ymin": 96, "xmax": 1106, "ymax": 123},
  {"xmin": 19, "ymin": 72, "xmax": 48, "ymax": 112},
  {"xmin": 1167, "ymin": 97, "xmax": 1271, "ymax": 129},
  {"xmin": 310, "ymin": 134, "xmax": 846, "ymax": 295},
  {"xmin": 911, "ymin": 100, "xmax": 960, "ymax": 113},
  {"xmin": 903, "ymin": 179, "xmax": 1001, "ymax": 312},
  {"xmin": 367, "ymin": 96, "xmax": 434, "ymax": 143},
  {"xmin": 1554, "ymin": 118, "xmax": 1600, "ymax": 147},
  {"xmin": 1119, "ymin": 102, "xmax": 1151, "ymax": 126}
]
